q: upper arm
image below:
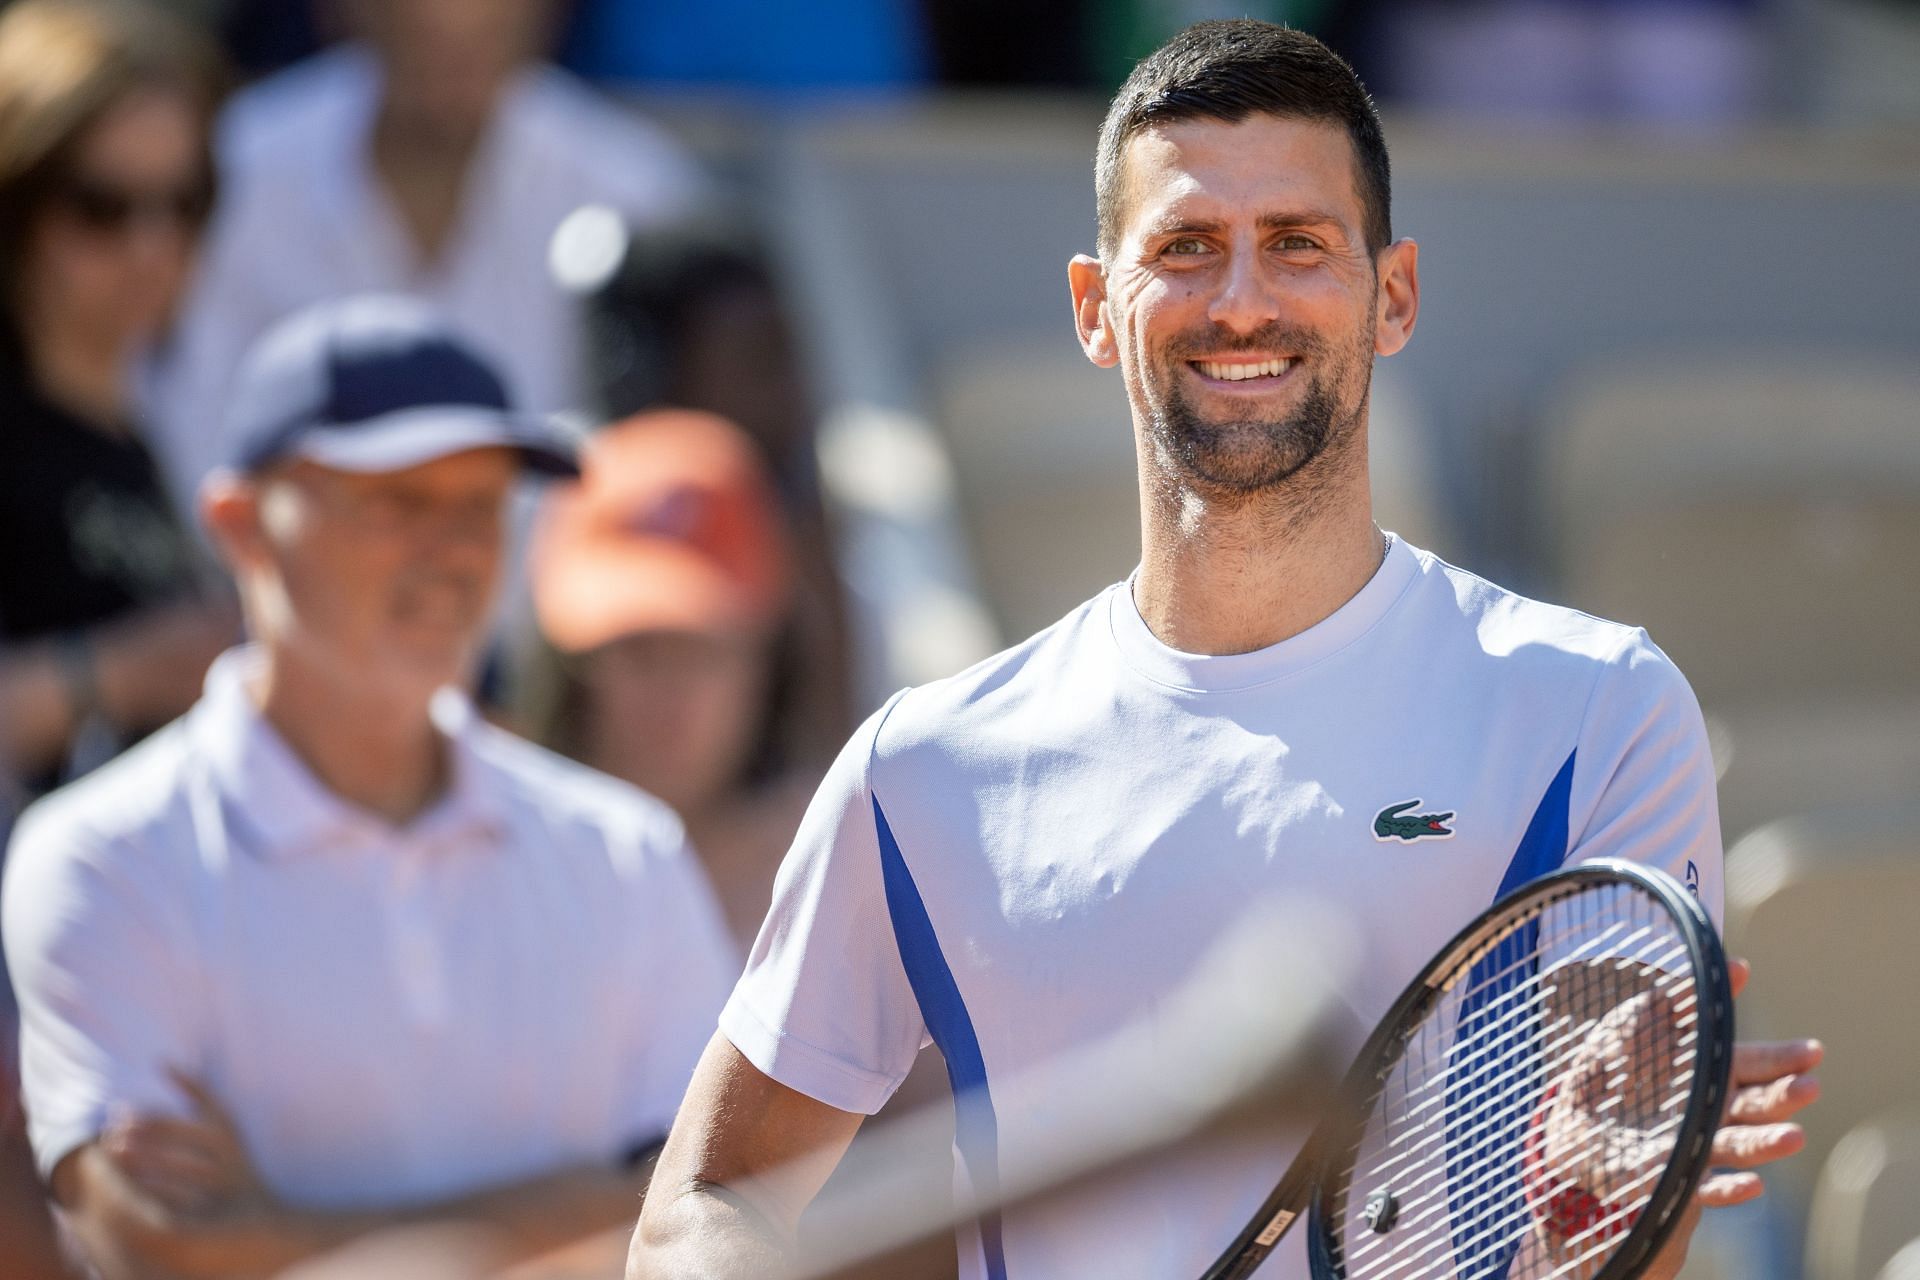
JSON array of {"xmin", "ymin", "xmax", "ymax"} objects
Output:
[
  {"xmin": 633, "ymin": 1032, "xmax": 864, "ymax": 1270},
  {"xmin": 718, "ymin": 697, "xmax": 928, "ymax": 1116},
  {"xmin": 2, "ymin": 815, "xmax": 203, "ymax": 1181},
  {"xmin": 1566, "ymin": 630, "xmax": 1724, "ymax": 926}
]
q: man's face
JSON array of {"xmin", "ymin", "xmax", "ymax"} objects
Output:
[
  {"xmin": 240, "ymin": 448, "xmax": 516, "ymax": 696},
  {"xmin": 1078, "ymin": 114, "xmax": 1412, "ymax": 496}
]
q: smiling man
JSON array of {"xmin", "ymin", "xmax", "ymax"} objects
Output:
[
  {"xmin": 3, "ymin": 297, "xmax": 737, "ymax": 1279},
  {"xmin": 628, "ymin": 21, "xmax": 1819, "ymax": 1280}
]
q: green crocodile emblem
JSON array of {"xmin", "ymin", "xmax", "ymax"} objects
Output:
[{"xmin": 1373, "ymin": 799, "xmax": 1455, "ymax": 842}]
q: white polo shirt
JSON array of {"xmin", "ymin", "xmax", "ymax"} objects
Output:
[
  {"xmin": 3, "ymin": 648, "xmax": 737, "ymax": 1210},
  {"xmin": 722, "ymin": 536, "xmax": 1723, "ymax": 1280}
]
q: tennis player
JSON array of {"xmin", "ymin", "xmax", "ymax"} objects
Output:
[{"xmin": 629, "ymin": 21, "xmax": 1819, "ymax": 1280}]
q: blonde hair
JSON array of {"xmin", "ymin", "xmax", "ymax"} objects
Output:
[{"xmin": 0, "ymin": 0, "xmax": 223, "ymax": 351}]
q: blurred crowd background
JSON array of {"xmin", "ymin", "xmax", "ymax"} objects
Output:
[{"xmin": 0, "ymin": 0, "xmax": 1914, "ymax": 1276}]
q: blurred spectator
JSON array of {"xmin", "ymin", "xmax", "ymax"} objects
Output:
[
  {"xmin": 0, "ymin": 0, "xmax": 235, "ymax": 803},
  {"xmin": 561, "ymin": 0, "xmax": 928, "ymax": 93},
  {"xmin": 1374, "ymin": 0, "xmax": 1767, "ymax": 126},
  {"xmin": 525, "ymin": 410, "xmax": 811, "ymax": 947},
  {"xmin": 2, "ymin": 298, "xmax": 737, "ymax": 1279},
  {"xmin": 143, "ymin": 0, "xmax": 708, "ymax": 508},
  {"xmin": 560, "ymin": 213, "xmax": 856, "ymax": 767}
]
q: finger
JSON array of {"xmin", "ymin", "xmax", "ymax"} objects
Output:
[
  {"xmin": 168, "ymin": 1069, "xmax": 240, "ymax": 1135},
  {"xmin": 109, "ymin": 1115, "xmax": 231, "ymax": 1164},
  {"xmin": 1727, "ymin": 957, "xmax": 1751, "ymax": 1002},
  {"xmin": 1732, "ymin": 1039, "xmax": 1824, "ymax": 1087},
  {"xmin": 1710, "ymin": 1122, "xmax": 1805, "ymax": 1170},
  {"xmin": 1725, "ymin": 1073, "xmax": 1821, "ymax": 1126},
  {"xmin": 109, "ymin": 1143, "xmax": 225, "ymax": 1211},
  {"xmin": 1696, "ymin": 1171, "xmax": 1765, "ymax": 1207}
]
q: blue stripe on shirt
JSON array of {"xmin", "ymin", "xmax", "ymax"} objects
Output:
[
  {"xmin": 1444, "ymin": 749, "xmax": 1576, "ymax": 1280},
  {"xmin": 874, "ymin": 794, "xmax": 1009, "ymax": 1280}
]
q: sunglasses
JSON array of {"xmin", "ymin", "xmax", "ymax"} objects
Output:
[{"xmin": 52, "ymin": 173, "xmax": 214, "ymax": 235}]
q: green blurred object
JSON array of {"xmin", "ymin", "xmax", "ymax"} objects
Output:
[{"xmin": 1090, "ymin": 0, "xmax": 1341, "ymax": 88}]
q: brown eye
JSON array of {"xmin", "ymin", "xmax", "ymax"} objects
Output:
[{"xmin": 1165, "ymin": 237, "xmax": 1211, "ymax": 256}]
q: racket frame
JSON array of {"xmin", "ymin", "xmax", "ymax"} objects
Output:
[{"xmin": 1202, "ymin": 858, "xmax": 1735, "ymax": 1280}]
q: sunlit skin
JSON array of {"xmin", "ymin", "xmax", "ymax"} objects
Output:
[
  {"xmin": 1068, "ymin": 114, "xmax": 1419, "ymax": 657},
  {"xmin": 17, "ymin": 87, "xmax": 207, "ymax": 417}
]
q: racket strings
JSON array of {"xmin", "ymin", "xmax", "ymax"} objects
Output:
[
  {"xmin": 1364, "ymin": 937, "xmax": 1697, "ymax": 1154},
  {"xmin": 1325, "ymin": 881, "xmax": 1704, "ymax": 1280}
]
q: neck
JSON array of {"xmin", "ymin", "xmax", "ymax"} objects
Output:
[
  {"xmin": 26, "ymin": 322, "xmax": 129, "ymax": 426},
  {"xmin": 252, "ymin": 644, "xmax": 448, "ymax": 826},
  {"xmin": 1133, "ymin": 426, "xmax": 1382, "ymax": 656},
  {"xmin": 368, "ymin": 98, "xmax": 488, "ymax": 266}
]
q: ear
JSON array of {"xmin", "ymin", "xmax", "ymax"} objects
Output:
[
  {"xmin": 1374, "ymin": 238, "xmax": 1420, "ymax": 358},
  {"xmin": 198, "ymin": 469, "xmax": 270, "ymax": 575},
  {"xmin": 1068, "ymin": 254, "xmax": 1120, "ymax": 368}
]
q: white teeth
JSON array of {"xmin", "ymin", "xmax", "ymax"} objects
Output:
[{"xmin": 1198, "ymin": 358, "xmax": 1294, "ymax": 381}]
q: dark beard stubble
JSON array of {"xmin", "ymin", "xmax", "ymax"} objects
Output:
[{"xmin": 1146, "ymin": 322, "xmax": 1373, "ymax": 497}]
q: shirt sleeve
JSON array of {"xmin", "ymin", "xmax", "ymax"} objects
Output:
[
  {"xmin": 718, "ymin": 693, "xmax": 928, "ymax": 1116},
  {"xmin": 1565, "ymin": 628, "xmax": 1725, "ymax": 929},
  {"xmin": 1, "ymin": 808, "xmax": 206, "ymax": 1179}
]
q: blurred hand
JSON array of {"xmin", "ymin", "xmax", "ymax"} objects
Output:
[
  {"xmin": 84, "ymin": 1070, "xmax": 321, "ymax": 1278},
  {"xmin": 104, "ymin": 1071, "xmax": 273, "ymax": 1218}
]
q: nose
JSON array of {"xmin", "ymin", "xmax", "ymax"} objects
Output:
[{"xmin": 1206, "ymin": 241, "xmax": 1282, "ymax": 336}]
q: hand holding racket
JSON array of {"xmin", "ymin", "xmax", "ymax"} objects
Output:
[{"xmin": 1203, "ymin": 860, "xmax": 1743, "ymax": 1280}]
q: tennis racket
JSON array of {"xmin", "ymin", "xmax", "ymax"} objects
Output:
[{"xmin": 1201, "ymin": 858, "xmax": 1734, "ymax": 1280}]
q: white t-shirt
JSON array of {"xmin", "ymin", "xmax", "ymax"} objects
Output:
[
  {"xmin": 721, "ymin": 536, "xmax": 1723, "ymax": 1280},
  {"xmin": 3, "ymin": 648, "xmax": 738, "ymax": 1210},
  {"xmin": 142, "ymin": 47, "xmax": 707, "ymax": 507}
]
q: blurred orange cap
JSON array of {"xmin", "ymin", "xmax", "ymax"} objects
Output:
[{"xmin": 532, "ymin": 410, "xmax": 793, "ymax": 655}]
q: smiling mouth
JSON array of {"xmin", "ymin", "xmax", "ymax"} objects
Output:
[{"xmin": 1190, "ymin": 357, "xmax": 1299, "ymax": 383}]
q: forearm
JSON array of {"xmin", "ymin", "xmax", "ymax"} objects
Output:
[
  {"xmin": 63, "ymin": 1146, "xmax": 655, "ymax": 1280},
  {"xmin": 296, "ymin": 1162, "xmax": 655, "ymax": 1272},
  {"xmin": 626, "ymin": 1183, "xmax": 794, "ymax": 1280}
]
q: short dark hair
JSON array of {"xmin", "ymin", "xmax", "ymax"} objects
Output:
[{"xmin": 1094, "ymin": 20, "xmax": 1391, "ymax": 259}]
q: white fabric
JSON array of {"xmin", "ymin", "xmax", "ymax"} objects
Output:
[
  {"xmin": 3, "ymin": 648, "xmax": 737, "ymax": 1210},
  {"xmin": 720, "ymin": 536, "xmax": 1724, "ymax": 1280},
  {"xmin": 142, "ymin": 47, "xmax": 706, "ymax": 506}
]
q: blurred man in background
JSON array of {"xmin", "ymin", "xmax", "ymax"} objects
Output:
[
  {"xmin": 143, "ymin": 0, "xmax": 708, "ymax": 509},
  {"xmin": 4, "ymin": 297, "xmax": 737, "ymax": 1279}
]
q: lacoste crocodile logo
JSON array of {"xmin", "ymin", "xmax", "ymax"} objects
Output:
[{"xmin": 1373, "ymin": 800, "xmax": 1456, "ymax": 842}]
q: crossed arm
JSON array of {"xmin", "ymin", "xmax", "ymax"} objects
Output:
[{"xmin": 52, "ymin": 1071, "xmax": 661, "ymax": 1280}]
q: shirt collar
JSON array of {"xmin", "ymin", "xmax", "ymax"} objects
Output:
[{"xmin": 189, "ymin": 647, "xmax": 509, "ymax": 862}]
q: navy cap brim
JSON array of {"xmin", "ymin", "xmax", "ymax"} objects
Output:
[{"xmin": 282, "ymin": 406, "xmax": 580, "ymax": 477}]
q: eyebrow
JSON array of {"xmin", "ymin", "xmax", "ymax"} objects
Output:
[{"xmin": 1142, "ymin": 210, "xmax": 1349, "ymax": 239}]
